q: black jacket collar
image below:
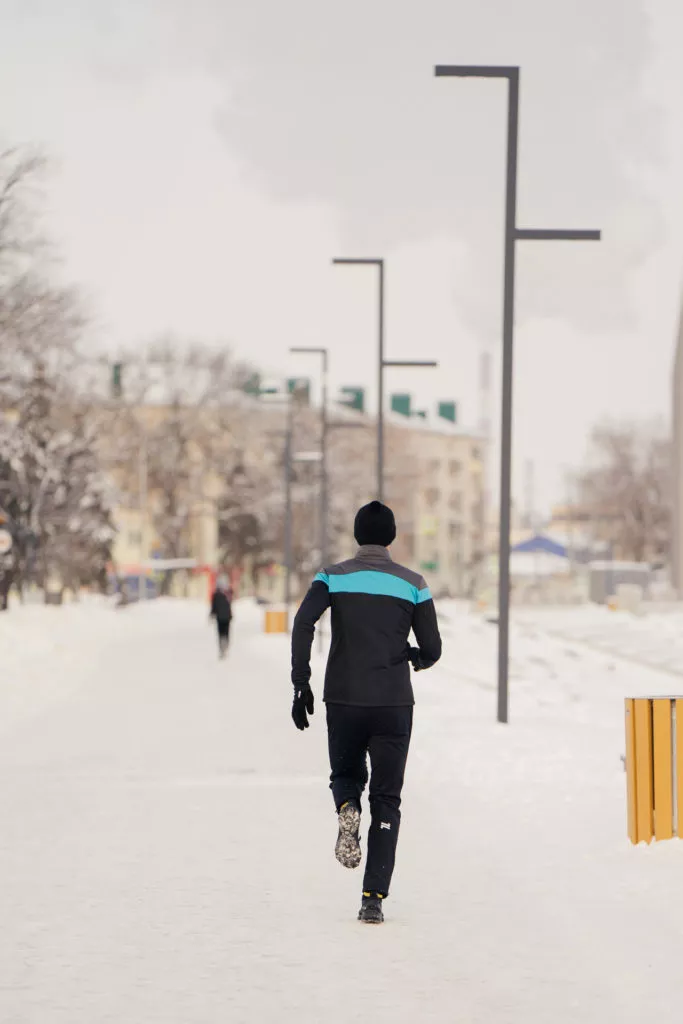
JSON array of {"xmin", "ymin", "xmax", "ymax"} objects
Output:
[{"xmin": 355, "ymin": 545, "xmax": 392, "ymax": 563}]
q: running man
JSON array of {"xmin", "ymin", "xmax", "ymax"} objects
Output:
[{"xmin": 290, "ymin": 501, "xmax": 442, "ymax": 923}]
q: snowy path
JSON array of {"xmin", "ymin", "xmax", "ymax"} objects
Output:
[
  {"xmin": 1, "ymin": 600, "xmax": 683, "ymax": 1023},
  {"xmin": 515, "ymin": 603, "xmax": 683, "ymax": 678}
]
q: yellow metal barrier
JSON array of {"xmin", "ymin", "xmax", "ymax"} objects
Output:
[
  {"xmin": 264, "ymin": 609, "xmax": 288, "ymax": 634},
  {"xmin": 625, "ymin": 697, "xmax": 683, "ymax": 843}
]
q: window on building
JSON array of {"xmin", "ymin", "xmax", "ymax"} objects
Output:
[
  {"xmin": 425, "ymin": 487, "xmax": 440, "ymax": 508},
  {"xmin": 129, "ymin": 531, "xmax": 142, "ymax": 546},
  {"xmin": 401, "ymin": 533, "xmax": 415, "ymax": 559},
  {"xmin": 449, "ymin": 492, "xmax": 462, "ymax": 513},
  {"xmin": 449, "ymin": 521, "xmax": 462, "ymax": 542},
  {"xmin": 449, "ymin": 459, "xmax": 462, "ymax": 477}
]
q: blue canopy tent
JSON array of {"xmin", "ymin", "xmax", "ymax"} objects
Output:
[
  {"xmin": 509, "ymin": 534, "xmax": 571, "ymax": 579},
  {"xmin": 512, "ymin": 534, "xmax": 568, "ymax": 558}
]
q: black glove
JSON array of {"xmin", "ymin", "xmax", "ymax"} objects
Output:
[
  {"xmin": 407, "ymin": 646, "xmax": 427, "ymax": 672},
  {"xmin": 292, "ymin": 683, "xmax": 314, "ymax": 730}
]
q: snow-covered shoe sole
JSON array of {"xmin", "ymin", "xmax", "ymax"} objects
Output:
[{"xmin": 335, "ymin": 803, "xmax": 361, "ymax": 869}]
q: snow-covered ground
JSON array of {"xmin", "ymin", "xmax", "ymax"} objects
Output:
[
  {"xmin": 1, "ymin": 598, "xmax": 682, "ymax": 1023},
  {"xmin": 515, "ymin": 601, "xmax": 683, "ymax": 677}
]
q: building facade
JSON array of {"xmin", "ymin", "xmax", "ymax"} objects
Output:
[
  {"xmin": 100, "ymin": 396, "xmax": 487, "ymax": 601},
  {"xmin": 386, "ymin": 420, "xmax": 486, "ymax": 598}
]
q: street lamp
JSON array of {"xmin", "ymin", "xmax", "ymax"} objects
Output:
[
  {"xmin": 290, "ymin": 347, "xmax": 371, "ymax": 651},
  {"xmin": 435, "ymin": 64, "xmax": 601, "ymax": 724},
  {"xmin": 289, "ymin": 347, "xmax": 369, "ymax": 567},
  {"xmin": 290, "ymin": 347, "xmax": 330, "ymax": 575},
  {"xmin": 332, "ymin": 258, "xmax": 437, "ymax": 502},
  {"xmin": 138, "ymin": 424, "xmax": 148, "ymax": 602},
  {"xmin": 258, "ymin": 382, "xmax": 314, "ymax": 630},
  {"xmin": 276, "ymin": 390, "xmax": 296, "ymax": 626}
]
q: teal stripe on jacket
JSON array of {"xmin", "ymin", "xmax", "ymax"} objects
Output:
[{"xmin": 314, "ymin": 569, "xmax": 431, "ymax": 605}]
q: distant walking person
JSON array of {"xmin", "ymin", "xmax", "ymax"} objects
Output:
[
  {"xmin": 210, "ymin": 575, "xmax": 233, "ymax": 659},
  {"xmin": 291, "ymin": 501, "xmax": 442, "ymax": 924}
]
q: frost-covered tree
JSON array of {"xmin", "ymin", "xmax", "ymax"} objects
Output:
[
  {"xmin": 0, "ymin": 148, "xmax": 83, "ymax": 408},
  {"xmin": 0, "ymin": 147, "xmax": 106, "ymax": 606},
  {"xmin": 38, "ymin": 420, "xmax": 116, "ymax": 594},
  {"xmin": 0, "ymin": 365, "xmax": 115, "ymax": 605}
]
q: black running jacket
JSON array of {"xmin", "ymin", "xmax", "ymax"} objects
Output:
[
  {"xmin": 210, "ymin": 589, "xmax": 232, "ymax": 622},
  {"xmin": 291, "ymin": 544, "xmax": 442, "ymax": 706}
]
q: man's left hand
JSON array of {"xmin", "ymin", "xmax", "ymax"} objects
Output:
[{"xmin": 292, "ymin": 683, "xmax": 315, "ymax": 730}]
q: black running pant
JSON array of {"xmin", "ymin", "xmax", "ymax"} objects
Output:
[
  {"xmin": 326, "ymin": 704, "xmax": 413, "ymax": 898},
  {"xmin": 216, "ymin": 619, "xmax": 231, "ymax": 648}
]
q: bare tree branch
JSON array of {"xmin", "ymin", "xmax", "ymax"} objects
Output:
[{"xmin": 576, "ymin": 420, "xmax": 670, "ymax": 564}]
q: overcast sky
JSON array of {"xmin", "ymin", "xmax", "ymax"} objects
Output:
[{"xmin": 1, "ymin": 0, "xmax": 682, "ymax": 514}]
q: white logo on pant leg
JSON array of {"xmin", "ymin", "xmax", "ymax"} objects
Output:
[{"xmin": 380, "ymin": 822, "xmax": 391, "ymax": 831}]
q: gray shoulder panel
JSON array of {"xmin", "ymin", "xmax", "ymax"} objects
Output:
[
  {"xmin": 326, "ymin": 557, "xmax": 425, "ymax": 588},
  {"xmin": 384, "ymin": 561, "xmax": 425, "ymax": 588},
  {"xmin": 326, "ymin": 559, "xmax": 361, "ymax": 576}
]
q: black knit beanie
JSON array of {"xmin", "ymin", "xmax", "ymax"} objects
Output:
[{"xmin": 354, "ymin": 501, "xmax": 397, "ymax": 548}]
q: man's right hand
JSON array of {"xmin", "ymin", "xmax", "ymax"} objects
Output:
[
  {"xmin": 292, "ymin": 683, "xmax": 315, "ymax": 730},
  {"xmin": 407, "ymin": 646, "xmax": 428, "ymax": 672}
]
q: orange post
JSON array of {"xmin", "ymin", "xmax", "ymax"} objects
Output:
[
  {"xmin": 677, "ymin": 700, "xmax": 683, "ymax": 837},
  {"xmin": 625, "ymin": 699, "xmax": 638, "ymax": 844},
  {"xmin": 626, "ymin": 697, "xmax": 683, "ymax": 844},
  {"xmin": 633, "ymin": 699, "xmax": 654, "ymax": 843},
  {"xmin": 265, "ymin": 610, "xmax": 288, "ymax": 634},
  {"xmin": 652, "ymin": 699, "xmax": 674, "ymax": 841}
]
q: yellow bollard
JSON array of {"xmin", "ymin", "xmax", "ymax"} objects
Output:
[
  {"xmin": 625, "ymin": 697, "xmax": 683, "ymax": 844},
  {"xmin": 264, "ymin": 609, "xmax": 288, "ymax": 634}
]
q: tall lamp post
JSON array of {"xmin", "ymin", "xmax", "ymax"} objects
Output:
[
  {"xmin": 259, "ymin": 382, "xmax": 322, "ymax": 630},
  {"xmin": 290, "ymin": 347, "xmax": 330, "ymax": 572},
  {"xmin": 332, "ymin": 258, "xmax": 437, "ymax": 502},
  {"xmin": 435, "ymin": 64, "xmax": 601, "ymax": 723},
  {"xmin": 289, "ymin": 347, "xmax": 369, "ymax": 650},
  {"xmin": 283, "ymin": 391, "xmax": 294, "ymax": 620},
  {"xmin": 249, "ymin": 384, "xmax": 295, "ymax": 625},
  {"xmin": 138, "ymin": 425, "xmax": 148, "ymax": 602}
]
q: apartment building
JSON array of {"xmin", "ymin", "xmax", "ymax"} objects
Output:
[
  {"xmin": 386, "ymin": 419, "xmax": 486, "ymax": 598},
  {"xmin": 97, "ymin": 387, "xmax": 486, "ymax": 599}
]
